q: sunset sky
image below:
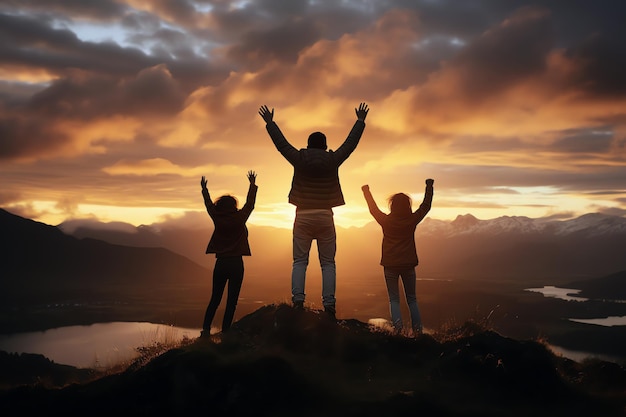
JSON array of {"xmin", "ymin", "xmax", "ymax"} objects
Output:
[{"xmin": 2, "ymin": 0, "xmax": 625, "ymax": 230}]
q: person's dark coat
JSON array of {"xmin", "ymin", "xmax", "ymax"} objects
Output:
[
  {"xmin": 265, "ymin": 120, "xmax": 365, "ymax": 209},
  {"xmin": 363, "ymin": 184, "xmax": 433, "ymax": 268},
  {"xmin": 203, "ymin": 183, "xmax": 257, "ymax": 257}
]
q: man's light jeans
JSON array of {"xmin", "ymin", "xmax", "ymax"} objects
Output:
[{"xmin": 291, "ymin": 209, "xmax": 336, "ymax": 308}]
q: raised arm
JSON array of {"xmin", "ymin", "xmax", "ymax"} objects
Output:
[
  {"xmin": 241, "ymin": 170, "xmax": 258, "ymax": 219},
  {"xmin": 355, "ymin": 102, "xmax": 369, "ymax": 122},
  {"xmin": 258, "ymin": 105, "xmax": 274, "ymax": 123},
  {"xmin": 201, "ymin": 175, "xmax": 214, "ymax": 212},
  {"xmin": 413, "ymin": 178, "xmax": 434, "ymax": 221},
  {"xmin": 259, "ymin": 104, "xmax": 299, "ymax": 164},
  {"xmin": 247, "ymin": 170, "xmax": 257, "ymax": 185},
  {"xmin": 334, "ymin": 102, "xmax": 369, "ymax": 164},
  {"xmin": 361, "ymin": 184, "xmax": 386, "ymax": 224}
]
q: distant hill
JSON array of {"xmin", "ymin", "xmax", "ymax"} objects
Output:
[
  {"xmin": 1, "ymin": 304, "xmax": 624, "ymax": 416},
  {"xmin": 0, "ymin": 351, "xmax": 101, "ymax": 390},
  {"xmin": 567, "ymin": 270, "xmax": 626, "ymax": 300},
  {"xmin": 58, "ymin": 210, "xmax": 626, "ymax": 282},
  {"xmin": 0, "ymin": 208, "xmax": 210, "ymax": 305},
  {"xmin": 412, "ymin": 213, "xmax": 626, "ymax": 280}
]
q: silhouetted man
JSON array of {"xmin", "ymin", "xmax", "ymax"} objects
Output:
[{"xmin": 259, "ymin": 103, "xmax": 369, "ymax": 319}]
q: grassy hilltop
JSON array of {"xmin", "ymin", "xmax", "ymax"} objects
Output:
[{"xmin": 1, "ymin": 303, "xmax": 625, "ymax": 416}]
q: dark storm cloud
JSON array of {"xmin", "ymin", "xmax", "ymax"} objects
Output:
[
  {"xmin": 0, "ymin": 64, "xmax": 187, "ymax": 159},
  {"xmin": 535, "ymin": 0, "xmax": 626, "ymax": 46},
  {"xmin": 0, "ymin": 12, "xmax": 79, "ymax": 50},
  {"xmin": 0, "ymin": 12, "xmax": 224, "ymax": 90},
  {"xmin": 383, "ymin": 0, "xmax": 626, "ymax": 107},
  {"xmin": 5, "ymin": 0, "xmax": 127, "ymax": 20},
  {"xmin": 0, "ymin": 114, "xmax": 69, "ymax": 159},
  {"xmin": 27, "ymin": 65, "xmax": 186, "ymax": 119},
  {"xmin": 393, "ymin": 0, "xmax": 500, "ymax": 39},
  {"xmin": 0, "ymin": 81, "xmax": 43, "ymax": 106},
  {"xmin": 144, "ymin": 0, "xmax": 200, "ymax": 26},
  {"xmin": 226, "ymin": 20, "xmax": 320, "ymax": 69},
  {"xmin": 128, "ymin": 26, "xmax": 197, "ymax": 59},
  {"xmin": 394, "ymin": 0, "xmax": 626, "ymax": 46},
  {"xmin": 2, "ymin": 0, "xmax": 626, "ymax": 224},
  {"xmin": 564, "ymin": 34, "xmax": 626, "ymax": 98},
  {"xmin": 207, "ymin": 0, "xmax": 373, "ymax": 70},
  {"xmin": 559, "ymin": 167, "xmax": 626, "ymax": 193},
  {"xmin": 449, "ymin": 6, "xmax": 553, "ymax": 101},
  {"xmin": 0, "ymin": 12, "xmax": 155, "ymax": 77},
  {"xmin": 549, "ymin": 127, "xmax": 614, "ymax": 154}
]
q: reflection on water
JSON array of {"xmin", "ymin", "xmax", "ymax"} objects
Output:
[
  {"xmin": 0, "ymin": 322, "xmax": 201, "ymax": 369},
  {"xmin": 549, "ymin": 344, "xmax": 625, "ymax": 366},
  {"xmin": 525, "ymin": 286, "xmax": 588, "ymax": 301},
  {"xmin": 569, "ymin": 316, "xmax": 626, "ymax": 327},
  {"xmin": 1, "ymin": 319, "xmax": 624, "ymax": 370}
]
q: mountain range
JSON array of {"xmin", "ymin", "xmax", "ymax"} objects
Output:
[
  {"xmin": 2, "ymin": 207, "xmax": 625, "ymax": 363},
  {"xmin": 57, "ymin": 210, "xmax": 626, "ymax": 281},
  {"xmin": 4, "ymin": 207, "xmax": 626, "ymax": 304}
]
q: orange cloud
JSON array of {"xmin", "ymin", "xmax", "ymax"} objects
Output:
[{"xmin": 102, "ymin": 158, "xmax": 245, "ymax": 177}]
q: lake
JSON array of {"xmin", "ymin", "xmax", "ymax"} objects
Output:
[
  {"xmin": 525, "ymin": 285, "xmax": 588, "ymax": 301},
  {"xmin": 0, "ymin": 322, "xmax": 202, "ymax": 369},
  {"xmin": 525, "ymin": 285, "xmax": 626, "ymax": 327},
  {"xmin": 1, "ymin": 319, "xmax": 624, "ymax": 369},
  {"xmin": 548, "ymin": 344, "xmax": 626, "ymax": 365}
]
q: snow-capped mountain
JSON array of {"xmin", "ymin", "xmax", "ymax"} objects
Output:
[
  {"xmin": 49, "ymin": 210, "xmax": 626, "ymax": 281},
  {"xmin": 418, "ymin": 213, "xmax": 626, "ymax": 237}
]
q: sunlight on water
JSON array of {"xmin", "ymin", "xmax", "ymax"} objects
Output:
[
  {"xmin": 525, "ymin": 286, "xmax": 588, "ymax": 301},
  {"xmin": 367, "ymin": 318, "xmax": 430, "ymax": 336},
  {"xmin": 0, "ymin": 322, "xmax": 202, "ymax": 369},
  {"xmin": 569, "ymin": 316, "xmax": 626, "ymax": 327},
  {"xmin": 368, "ymin": 318, "xmax": 395, "ymax": 332},
  {"xmin": 548, "ymin": 344, "xmax": 625, "ymax": 366}
]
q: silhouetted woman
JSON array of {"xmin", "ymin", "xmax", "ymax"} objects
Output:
[
  {"xmin": 361, "ymin": 179, "xmax": 434, "ymax": 335},
  {"xmin": 201, "ymin": 171, "xmax": 258, "ymax": 336}
]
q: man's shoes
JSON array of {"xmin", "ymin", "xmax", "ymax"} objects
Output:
[{"xmin": 293, "ymin": 301, "xmax": 304, "ymax": 310}]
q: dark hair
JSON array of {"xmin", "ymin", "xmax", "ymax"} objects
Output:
[
  {"xmin": 307, "ymin": 132, "xmax": 327, "ymax": 150},
  {"xmin": 215, "ymin": 195, "xmax": 238, "ymax": 212},
  {"xmin": 388, "ymin": 193, "xmax": 412, "ymax": 216}
]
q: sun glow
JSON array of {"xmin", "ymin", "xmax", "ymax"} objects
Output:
[{"xmin": 14, "ymin": 201, "xmax": 190, "ymax": 227}]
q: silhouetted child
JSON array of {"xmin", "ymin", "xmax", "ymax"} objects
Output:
[
  {"xmin": 361, "ymin": 179, "xmax": 434, "ymax": 335},
  {"xmin": 200, "ymin": 171, "xmax": 258, "ymax": 336}
]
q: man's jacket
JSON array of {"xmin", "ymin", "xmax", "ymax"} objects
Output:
[{"xmin": 265, "ymin": 120, "xmax": 365, "ymax": 209}]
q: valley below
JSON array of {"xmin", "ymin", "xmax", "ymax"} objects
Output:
[{"xmin": 3, "ymin": 274, "xmax": 626, "ymax": 366}]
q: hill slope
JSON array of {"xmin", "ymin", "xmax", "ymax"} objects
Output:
[
  {"xmin": 0, "ymin": 208, "xmax": 212, "ymax": 333},
  {"xmin": 1, "ymin": 208, "xmax": 209, "ymax": 296},
  {"xmin": 567, "ymin": 270, "xmax": 626, "ymax": 300},
  {"xmin": 1, "ymin": 304, "xmax": 624, "ymax": 417}
]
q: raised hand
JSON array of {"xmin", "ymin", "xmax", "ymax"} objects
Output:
[
  {"xmin": 355, "ymin": 102, "xmax": 369, "ymax": 121},
  {"xmin": 201, "ymin": 176, "xmax": 207, "ymax": 189},
  {"xmin": 247, "ymin": 170, "xmax": 257, "ymax": 185},
  {"xmin": 426, "ymin": 178, "xmax": 434, "ymax": 186},
  {"xmin": 361, "ymin": 184, "xmax": 370, "ymax": 192},
  {"xmin": 258, "ymin": 105, "xmax": 274, "ymax": 123}
]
